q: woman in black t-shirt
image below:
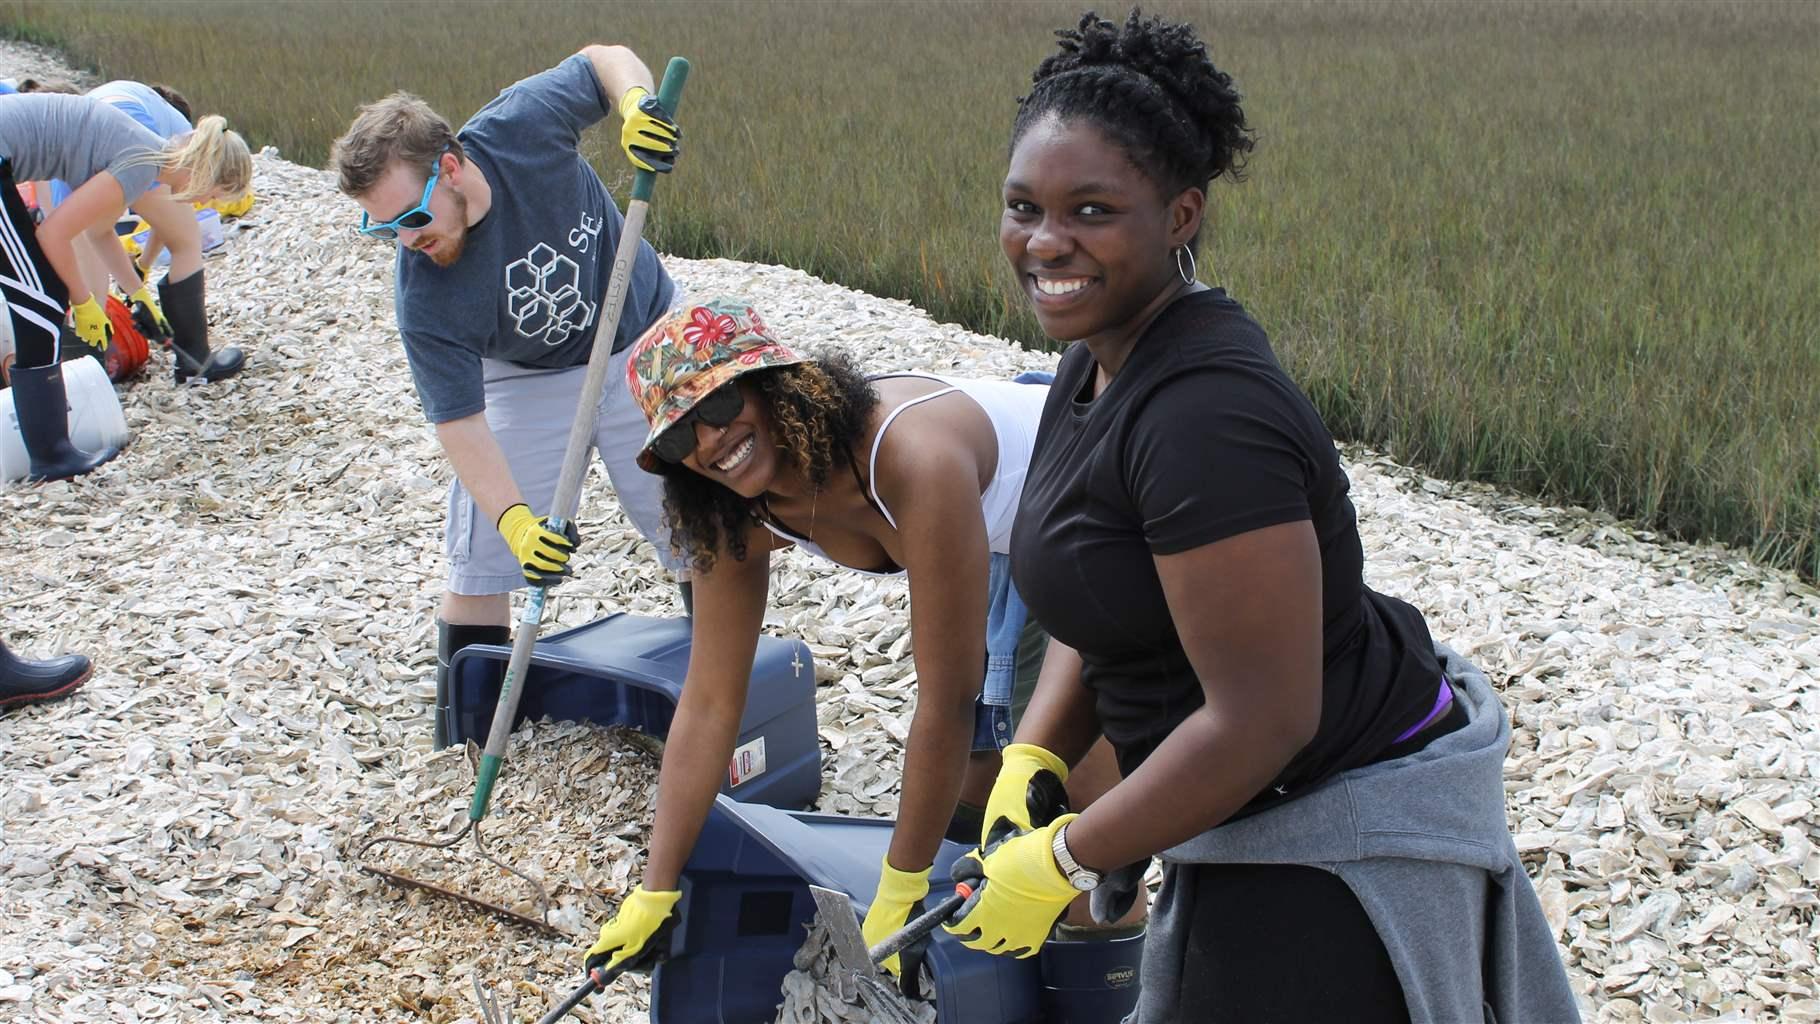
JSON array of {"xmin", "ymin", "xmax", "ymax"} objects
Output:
[{"xmin": 941, "ymin": 11, "xmax": 1574, "ymax": 1023}]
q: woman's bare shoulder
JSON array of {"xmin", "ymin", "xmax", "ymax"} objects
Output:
[{"xmin": 868, "ymin": 378, "xmax": 997, "ymax": 502}]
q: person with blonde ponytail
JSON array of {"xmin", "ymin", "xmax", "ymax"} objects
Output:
[
  {"xmin": 4, "ymin": 95, "xmax": 249, "ymax": 401},
  {"xmin": 84, "ymin": 109, "xmax": 250, "ymax": 386},
  {"xmin": 66, "ymin": 78, "xmax": 195, "ymax": 304},
  {"xmin": 0, "ymin": 93, "xmax": 249, "ymax": 479},
  {"xmin": 124, "ymin": 114, "xmax": 250, "ymax": 385}
]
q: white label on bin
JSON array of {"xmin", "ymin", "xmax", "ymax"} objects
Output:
[{"xmin": 729, "ymin": 737, "xmax": 767, "ymax": 788}]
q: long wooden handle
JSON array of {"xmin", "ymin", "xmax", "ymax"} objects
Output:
[{"xmin": 469, "ymin": 57, "xmax": 692, "ymax": 821}]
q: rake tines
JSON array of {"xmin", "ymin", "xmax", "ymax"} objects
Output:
[{"xmin": 354, "ymin": 818, "xmax": 562, "ymax": 937}]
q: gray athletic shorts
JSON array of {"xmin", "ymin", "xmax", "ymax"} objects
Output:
[{"xmin": 444, "ymin": 342, "xmax": 678, "ymax": 595}]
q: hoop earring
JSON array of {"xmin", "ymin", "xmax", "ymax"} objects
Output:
[{"xmin": 1174, "ymin": 245, "xmax": 1198, "ymax": 285}]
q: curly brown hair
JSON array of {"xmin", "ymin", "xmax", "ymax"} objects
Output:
[{"xmin": 652, "ymin": 351, "xmax": 878, "ymax": 574}]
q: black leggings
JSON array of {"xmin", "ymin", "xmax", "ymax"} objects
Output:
[
  {"xmin": 1176, "ymin": 862, "xmax": 1411, "ymax": 1024},
  {"xmin": 0, "ymin": 160, "xmax": 67, "ymax": 369}
]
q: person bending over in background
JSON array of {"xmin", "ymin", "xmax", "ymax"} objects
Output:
[
  {"xmin": 93, "ymin": 80, "xmax": 192, "ymax": 135},
  {"xmin": 578, "ymin": 298, "xmax": 1141, "ymax": 991},
  {"xmin": 13, "ymin": 78, "xmax": 78, "ymax": 95},
  {"xmin": 10, "ymin": 81, "xmax": 243, "ymax": 385},
  {"xmin": 942, "ymin": 10, "xmax": 1578, "ymax": 1023},
  {"xmin": 77, "ymin": 81, "xmax": 192, "ymax": 297},
  {"xmin": 330, "ymin": 45, "xmax": 684, "ymax": 748},
  {"xmin": 0, "ymin": 92, "xmax": 249, "ymax": 480}
]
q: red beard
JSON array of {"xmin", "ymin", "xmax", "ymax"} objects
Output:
[{"xmin": 418, "ymin": 187, "xmax": 469, "ymax": 267}]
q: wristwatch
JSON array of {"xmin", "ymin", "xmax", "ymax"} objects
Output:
[{"xmin": 1051, "ymin": 822, "xmax": 1102, "ymax": 892}]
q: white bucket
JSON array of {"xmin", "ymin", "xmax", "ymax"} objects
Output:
[{"xmin": 0, "ymin": 356, "xmax": 131, "ymax": 482}]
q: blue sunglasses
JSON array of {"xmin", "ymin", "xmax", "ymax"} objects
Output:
[{"xmin": 358, "ymin": 152, "xmax": 446, "ymax": 240}]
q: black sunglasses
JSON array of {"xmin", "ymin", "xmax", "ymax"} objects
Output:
[{"xmin": 653, "ymin": 381, "xmax": 746, "ymax": 463}]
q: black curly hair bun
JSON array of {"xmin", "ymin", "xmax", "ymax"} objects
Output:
[{"xmin": 1014, "ymin": 7, "xmax": 1254, "ymax": 195}]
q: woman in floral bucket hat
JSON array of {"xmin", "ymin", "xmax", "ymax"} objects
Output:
[{"xmin": 577, "ymin": 296, "xmax": 1141, "ymax": 988}]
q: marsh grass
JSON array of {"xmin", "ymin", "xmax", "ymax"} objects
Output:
[{"xmin": 6, "ymin": 0, "xmax": 1815, "ymax": 579}]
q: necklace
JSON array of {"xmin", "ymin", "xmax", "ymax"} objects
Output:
[{"xmin": 757, "ymin": 486, "xmax": 821, "ymax": 541}]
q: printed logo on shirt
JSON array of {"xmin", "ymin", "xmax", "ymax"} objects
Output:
[
  {"xmin": 504, "ymin": 242, "xmax": 596, "ymax": 346},
  {"xmin": 568, "ymin": 211, "xmax": 602, "ymax": 254}
]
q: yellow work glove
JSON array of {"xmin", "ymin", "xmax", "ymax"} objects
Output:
[
  {"xmin": 127, "ymin": 285, "xmax": 171, "ymax": 340},
  {"xmin": 496, "ymin": 503, "xmax": 581, "ymax": 588},
  {"xmin": 70, "ymin": 297, "xmax": 111, "ymax": 353},
  {"xmin": 982, "ymin": 743, "xmax": 1070, "ymax": 850},
  {"xmin": 617, "ymin": 85, "xmax": 680, "ymax": 174},
  {"xmin": 943, "ymin": 814, "xmax": 1080, "ymax": 959},
  {"xmin": 584, "ymin": 886, "xmax": 682, "ymax": 975},
  {"xmin": 862, "ymin": 856, "xmax": 932, "ymax": 989}
]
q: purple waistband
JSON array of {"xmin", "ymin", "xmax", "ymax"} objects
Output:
[{"xmin": 1393, "ymin": 676, "xmax": 1454, "ymax": 744}]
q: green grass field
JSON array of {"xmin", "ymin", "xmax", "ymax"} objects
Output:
[{"xmin": 6, "ymin": 0, "xmax": 1816, "ymax": 581}]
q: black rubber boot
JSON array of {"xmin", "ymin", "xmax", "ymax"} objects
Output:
[
  {"xmin": 159, "ymin": 270, "xmax": 244, "ymax": 384},
  {"xmin": 435, "ymin": 620, "xmax": 509, "ymax": 749},
  {"xmin": 10, "ymin": 362, "xmax": 121, "ymax": 481},
  {"xmin": 0, "ymin": 636, "xmax": 92, "ymax": 709}
]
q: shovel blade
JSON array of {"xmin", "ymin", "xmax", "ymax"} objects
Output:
[{"xmin": 808, "ymin": 884, "xmax": 874, "ymax": 974}]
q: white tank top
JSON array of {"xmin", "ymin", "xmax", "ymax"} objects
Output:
[{"xmin": 762, "ymin": 373, "xmax": 1050, "ymax": 576}]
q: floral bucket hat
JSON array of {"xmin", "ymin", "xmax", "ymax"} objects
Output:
[{"xmin": 628, "ymin": 297, "xmax": 804, "ymax": 472}]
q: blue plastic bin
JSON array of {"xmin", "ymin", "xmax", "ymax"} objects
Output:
[
  {"xmin": 446, "ymin": 613, "xmax": 821, "ymax": 812},
  {"xmin": 655, "ymin": 796, "xmax": 1059, "ymax": 1024}
]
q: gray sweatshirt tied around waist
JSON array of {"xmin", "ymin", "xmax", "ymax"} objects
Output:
[{"xmin": 1098, "ymin": 644, "xmax": 1582, "ymax": 1024}]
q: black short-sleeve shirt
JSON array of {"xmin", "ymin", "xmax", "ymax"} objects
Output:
[{"xmin": 1009, "ymin": 289, "xmax": 1442, "ymax": 814}]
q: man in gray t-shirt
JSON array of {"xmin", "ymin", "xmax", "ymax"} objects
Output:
[{"xmin": 332, "ymin": 45, "xmax": 682, "ymax": 747}]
